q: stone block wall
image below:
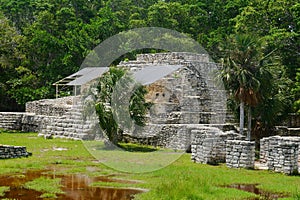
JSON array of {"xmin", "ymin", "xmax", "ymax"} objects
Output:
[
  {"xmin": 260, "ymin": 136, "xmax": 300, "ymax": 174},
  {"xmin": 37, "ymin": 95, "xmax": 101, "ymax": 140},
  {"xmin": 226, "ymin": 140, "xmax": 255, "ymax": 169},
  {"xmin": 191, "ymin": 129, "xmax": 244, "ymax": 164},
  {"xmin": 0, "ymin": 97, "xmax": 78, "ymax": 133},
  {"xmin": 25, "ymin": 96, "xmax": 74, "ymax": 116},
  {"xmin": 21, "ymin": 114, "xmax": 48, "ymax": 132},
  {"xmin": 260, "ymin": 136, "xmax": 300, "ymax": 163},
  {"xmin": 122, "ymin": 124, "xmax": 237, "ymax": 151},
  {"xmin": 0, "ymin": 112, "xmax": 49, "ymax": 133},
  {"xmin": 0, "ymin": 112, "xmax": 23, "ymax": 130},
  {"xmin": 0, "ymin": 145, "xmax": 30, "ymax": 159},
  {"xmin": 0, "ymin": 95, "xmax": 97, "ymax": 140},
  {"xmin": 267, "ymin": 141, "xmax": 299, "ymax": 174},
  {"xmin": 125, "ymin": 124, "xmax": 206, "ymax": 150},
  {"xmin": 136, "ymin": 52, "xmax": 210, "ymax": 63}
]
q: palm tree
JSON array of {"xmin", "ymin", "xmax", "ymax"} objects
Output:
[
  {"xmin": 95, "ymin": 66, "xmax": 151, "ymax": 145},
  {"xmin": 219, "ymin": 34, "xmax": 268, "ymax": 140}
]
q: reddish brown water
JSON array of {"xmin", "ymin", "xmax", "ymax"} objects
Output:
[
  {"xmin": 226, "ymin": 184, "xmax": 288, "ymax": 200},
  {"xmin": 0, "ymin": 170, "xmax": 145, "ymax": 200}
]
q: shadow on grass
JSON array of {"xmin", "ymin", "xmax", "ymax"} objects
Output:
[
  {"xmin": 0, "ymin": 128, "xmax": 18, "ymax": 133},
  {"xmin": 0, "ymin": 129, "xmax": 32, "ymax": 134},
  {"xmin": 93, "ymin": 141, "xmax": 159, "ymax": 153},
  {"xmin": 118, "ymin": 143, "xmax": 158, "ymax": 153}
]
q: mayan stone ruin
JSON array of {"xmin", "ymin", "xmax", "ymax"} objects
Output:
[
  {"xmin": 116, "ymin": 52, "xmax": 234, "ymax": 150},
  {"xmin": 0, "ymin": 52, "xmax": 233, "ymax": 149},
  {"xmin": 0, "ymin": 52, "xmax": 299, "ymax": 174}
]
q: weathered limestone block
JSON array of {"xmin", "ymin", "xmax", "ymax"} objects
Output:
[
  {"xmin": 136, "ymin": 52, "xmax": 210, "ymax": 63},
  {"xmin": 191, "ymin": 128, "xmax": 244, "ymax": 164},
  {"xmin": 25, "ymin": 96, "xmax": 74, "ymax": 116},
  {"xmin": 0, "ymin": 112, "xmax": 23, "ymax": 130},
  {"xmin": 226, "ymin": 140, "xmax": 255, "ymax": 169},
  {"xmin": 265, "ymin": 138, "xmax": 299, "ymax": 175},
  {"xmin": 260, "ymin": 136, "xmax": 300, "ymax": 164}
]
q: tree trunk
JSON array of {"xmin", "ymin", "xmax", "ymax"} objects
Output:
[
  {"xmin": 239, "ymin": 102, "xmax": 245, "ymax": 135},
  {"xmin": 247, "ymin": 106, "xmax": 252, "ymax": 141}
]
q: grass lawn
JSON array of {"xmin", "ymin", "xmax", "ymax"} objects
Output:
[
  {"xmin": 83, "ymin": 140, "xmax": 185, "ymax": 173},
  {"xmin": 0, "ymin": 131, "xmax": 300, "ymax": 199}
]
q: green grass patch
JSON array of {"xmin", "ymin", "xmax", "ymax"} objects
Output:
[
  {"xmin": 0, "ymin": 132, "xmax": 300, "ymax": 199},
  {"xmin": 0, "ymin": 186, "xmax": 10, "ymax": 197},
  {"xmin": 40, "ymin": 193, "xmax": 58, "ymax": 198},
  {"xmin": 0, "ymin": 132, "xmax": 115, "ymax": 176},
  {"xmin": 0, "ymin": 128, "xmax": 24, "ymax": 134},
  {"xmin": 129, "ymin": 155, "xmax": 300, "ymax": 200},
  {"xmin": 90, "ymin": 181, "xmax": 135, "ymax": 188},
  {"xmin": 83, "ymin": 140, "xmax": 184, "ymax": 173},
  {"xmin": 24, "ymin": 177, "xmax": 64, "ymax": 197},
  {"xmin": 292, "ymin": 191, "xmax": 300, "ymax": 200}
]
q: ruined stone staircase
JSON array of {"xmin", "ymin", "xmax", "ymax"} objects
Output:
[{"xmin": 38, "ymin": 97, "xmax": 98, "ymax": 140}]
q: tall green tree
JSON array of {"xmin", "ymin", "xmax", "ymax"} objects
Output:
[
  {"xmin": 9, "ymin": 6, "xmax": 98, "ymax": 105},
  {"xmin": 232, "ymin": 0, "xmax": 298, "ymax": 127},
  {"xmin": 219, "ymin": 34, "xmax": 277, "ymax": 139},
  {"xmin": 233, "ymin": 0, "xmax": 299, "ymax": 80},
  {"xmin": 0, "ymin": 0, "xmax": 36, "ymax": 32},
  {"xmin": 0, "ymin": 12, "xmax": 24, "ymax": 110},
  {"xmin": 292, "ymin": 70, "xmax": 300, "ymax": 113}
]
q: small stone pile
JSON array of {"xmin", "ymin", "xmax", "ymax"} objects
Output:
[
  {"xmin": 267, "ymin": 141, "xmax": 299, "ymax": 174},
  {"xmin": 260, "ymin": 136, "xmax": 300, "ymax": 163},
  {"xmin": 0, "ymin": 145, "xmax": 30, "ymax": 159},
  {"xmin": 260, "ymin": 136, "xmax": 300, "ymax": 174},
  {"xmin": 191, "ymin": 128, "xmax": 244, "ymax": 164},
  {"xmin": 226, "ymin": 140, "xmax": 255, "ymax": 169}
]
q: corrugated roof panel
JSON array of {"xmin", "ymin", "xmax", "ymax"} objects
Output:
[
  {"xmin": 67, "ymin": 67, "xmax": 108, "ymax": 86},
  {"xmin": 56, "ymin": 65, "xmax": 182, "ymax": 86},
  {"xmin": 71, "ymin": 67, "xmax": 97, "ymax": 76},
  {"xmin": 133, "ymin": 65, "xmax": 182, "ymax": 85}
]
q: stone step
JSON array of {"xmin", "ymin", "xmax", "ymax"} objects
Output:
[
  {"xmin": 149, "ymin": 111, "xmax": 227, "ymax": 124},
  {"xmin": 288, "ymin": 128, "xmax": 300, "ymax": 135}
]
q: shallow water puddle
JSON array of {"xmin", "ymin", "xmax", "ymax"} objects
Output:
[
  {"xmin": 0, "ymin": 170, "xmax": 145, "ymax": 200},
  {"xmin": 226, "ymin": 184, "xmax": 288, "ymax": 200}
]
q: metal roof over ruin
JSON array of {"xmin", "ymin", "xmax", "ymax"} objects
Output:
[
  {"xmin": 133, "ymin": 65, "xmax": 182, "ymax": 85},
  {"xmin": 53, "ymin": 67, "xmax": 109, "ymax": 86},
  {"xmin": 54, "ymin": 65, "xmax": 182, "ymax": 87},
  {"xmin": 53, "ymin": 65, "xmax": 183, "ymax": 98}
]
